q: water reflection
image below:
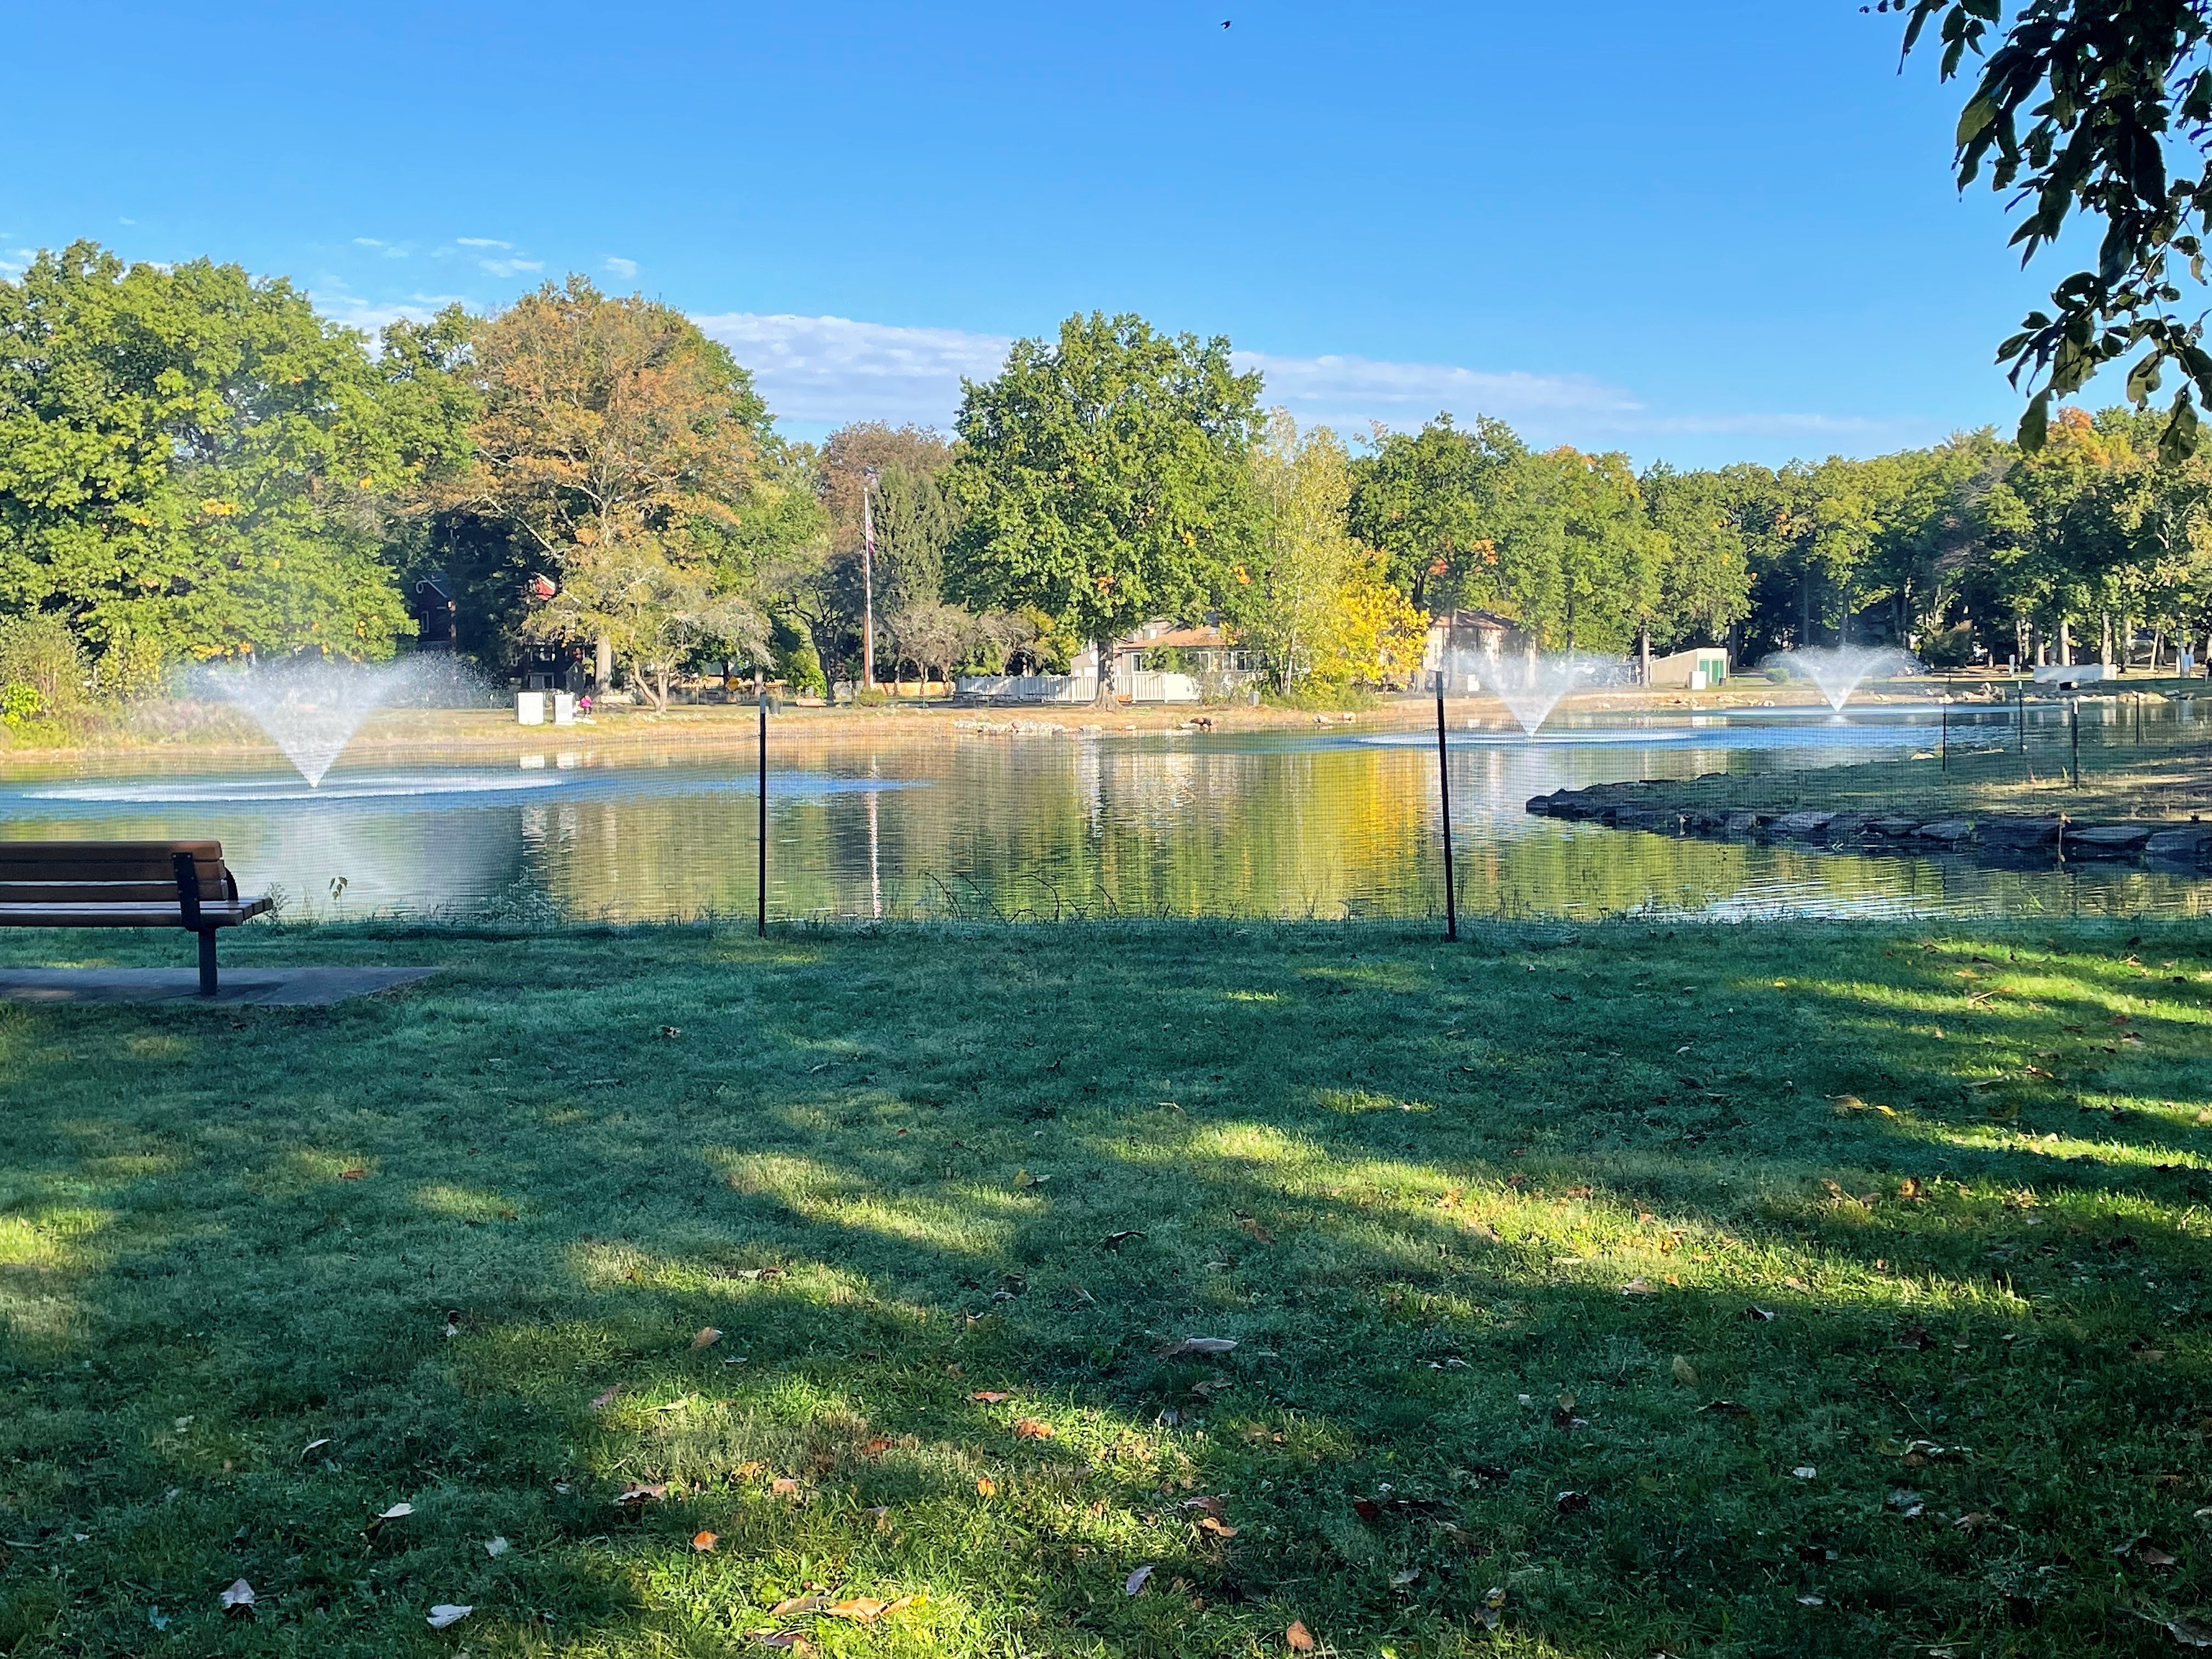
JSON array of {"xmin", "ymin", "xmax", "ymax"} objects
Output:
[{"xmin": 0, "ymin": 706, "xmax": 2204, "ymax": 923}]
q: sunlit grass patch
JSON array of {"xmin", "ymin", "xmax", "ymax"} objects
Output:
[{"xmin": 2, "ymin": 915, "xmax": 2211, "ymax": 1656}]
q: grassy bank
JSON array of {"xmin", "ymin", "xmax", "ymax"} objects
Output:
[
  {"xmin": 3, "ymin": 918, "xmax": 2211, "ymax": 1657},
  {"xmin": 1567, "ymin": 727, "xmax": 2212, "ymax": 826}
]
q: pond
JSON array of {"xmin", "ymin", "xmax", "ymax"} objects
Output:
[{"xmin": 2, "ymin": 702, "xmax": 2206, "ymax": 923}]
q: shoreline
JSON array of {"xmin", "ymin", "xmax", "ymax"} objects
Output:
[{"xmin": 0, "ymin": 673, "xmax": 2067, "ymax": 770}]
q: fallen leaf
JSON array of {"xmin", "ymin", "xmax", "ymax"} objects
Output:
[
  {"xmin": 1954, "ymin": 1511, "xmax": 1991, "ymax": 1533},
  {"xmin": 1101, "ymin": 1230, "xmax": 1147, "ymax": 1248},
  {"xmin": 1672, "ymin": 1356, "xmax": 1698, "ymax": 1386},
  {"xmin": 1184, "ymin": 1494, "xmax": 1228, "ymax": 1518},
  {"xmin": 825, "ymin": 1598, "xmax": 901, "ymax": 1621},
  {"xmin": 427, "ymin": 1604, "xmax": 473, "ymax": 1630},
  {"xmin": 1621, "ymin": 1277, "xmax": 1658, "ymax": 1296},
  {"xmin": 1797, "ymin": 1593, "xmax": 1825, "ymax": 1607},
  {"xmin": 1125, "ymin": 1564, "xmax": 1154, "ymax": 1596},
  {"xmin": 1197, "ymin": 1514, "xmax": 1238, "ymax": 1537},
  {"xmin": 1353, "ymin": 1497, "xmax": 1382, "ymax": 1522},
  {"xmin": 2142, "ymin": 1545, "xmax": 2179, "ymax": 1567},
  {"xmin": 968, "ymin": 1391, "xmax": 1013, "ymax": 1403},
  {"xmin": 660, "ymin": 1025, "xmax": 681, "ymax": 1038},
  {"xmin": 1741, "ymin": 1306, "xmax": 1776, "ymax": 1322},
  {"xmin": 857, "ymin": 1437, "xmax": 891, "ymax": 1458},
  {"xmin": 1012, "ymin": 1418, "xmax": 1056, "ymax": 1440},
  {"xmin": 2169, "ymin": 1616, "xmax": 2212, "ymax": 1648},
  {"xmin": 614, "ymin": 1483, "xmax": 668, "ymax": 1505},
  {"xmin": 975, "ymin": 1477, "xmax": 996, "ymax": 1497},
  {"xmin": 338, "ymin": 1167, "xmax": 368, "ymax": 1180},
  {"xmin": 301, "ymin": 1437, "xmax": 331, "ymax": 1459},
  {"xmin": 769, "ymin": 1594, "xmax": 828, "ymax": 1618},
  {"xmin": 219, "ymin": 1579, "xmax": 255, "ymax": 1612},
  {"xmin": 691, "ymin": 1327, "xmax": 723, "ymax": 1350},
  {"xmin": 770, "ymin": 1477, "xmax": 801, "ymax": 1498},
  {"xmin": 1391, "ymin": 1566, "xmax": 1421, "ymax": 1585},
  {"xmin": 484, "ymin": 1536, "xmax": 510, "ymax": 1557},
  {"xmin": 1555, "ymin": 1489, "xmax": 1592, "ymax": 1513},
  {"xmin": 1886, "ymin": 1488, "xmax": 1926, "ymax": 1516},
  {"xmin": 589, "ymin": 1387, "xmax": 621, "ymax": 1410},
  {"xmin": 1158, "ymin": 1336, "xmax": 1238, "ymax": 1359},
  {"xmin": 1240, "ymin": 1217, "xmax": 1277, "ymax": 1243},
  {"xmin": 1792, "ymin": 1466, "xmax": 1817, "ymax": 1480},
  {"xmin": 751, "ymin": 1634, "xmax": 811, "ymax": 1651},
  {"xmin": 692, "ymin": 1530, "xmax": 718, "ymax": 1551},
  {"xmin": 1286, "ymin": 1620, "xmax": 1316, "ymax": 1651}
]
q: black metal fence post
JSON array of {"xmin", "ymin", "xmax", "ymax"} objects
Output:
[
  {"xmin": 2069, "ymin": 698, "xmax": 2080, "ymax": 789},
  {"xmin": 1940, "ymin": 700, "xmax": 1949, "ymax": 771},
  {"xmin": 2016, "ymin": 680, "xmax": 2025, "ymax": 756},
  {"xmin": 1436, "ymin": 676, "xmax": 1457, "ymax": 942},
  {"xmin": 757, "ymin": 695, "xmax": 768, "ymax": 937}
]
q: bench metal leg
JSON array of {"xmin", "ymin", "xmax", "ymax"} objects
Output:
[{"xmin": 197, "ymin": 929, "xmax": 217, "ymax": 996}]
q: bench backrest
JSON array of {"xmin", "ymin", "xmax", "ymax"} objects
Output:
[{"xmin": 0, "ymin": 840, "xmax": 235, "ymax": 905}]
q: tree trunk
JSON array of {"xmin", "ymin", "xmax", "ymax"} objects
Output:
[
  {"xmin": 1092, "ymin": 639, "xmax": 1118, "ymax": 708},
  {"xmin": 594, "ymin": 633, "xmax": 612, "ymax": 691},
  {"xmin": 1638, "ymin": 624, "xmax": 1650, "ymax": 686},
  {"xmin": 2058, "ymin": 619, "xmax": 2072, "ymax": 665},
  {"xmin": 1799, "ymin": 567, "xmax": 1813, "ymax": 648}
]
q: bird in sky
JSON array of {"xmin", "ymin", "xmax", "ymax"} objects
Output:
[{"xmin": 1221, "ymin": 19, "xmax": 1231, "ymax": 26}]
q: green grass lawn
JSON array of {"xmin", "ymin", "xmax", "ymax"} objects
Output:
[
  {"xmin": 4, "ymin": 917, "xmax": 2212, "ymax": 1658},
  {"xmin": 1581, "ymin": 724, "xmax": 2212, "ymax": 825}
]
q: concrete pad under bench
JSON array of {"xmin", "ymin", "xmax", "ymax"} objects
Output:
[{"xmin": 0, "ymin": 966, "xmax": 439, "ymax": 1007}]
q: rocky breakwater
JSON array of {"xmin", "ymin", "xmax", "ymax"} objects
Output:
[{"xmin": 1525, "ymin": 779, "xmax": 2212, "ymax": 870}]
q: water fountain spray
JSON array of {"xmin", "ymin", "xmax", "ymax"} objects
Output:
[
  {"xmin": 1462, "ymin": 648, "xmax": 1625, "ymax": 735},
  {"xmin": 1762, "ymin": 646, "xmax": 1922, "ymax": 712},
  {"xmin": 194, "ymin": 655, "xmax": 478, "ymax": 786}
]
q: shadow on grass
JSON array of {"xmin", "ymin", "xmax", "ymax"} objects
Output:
[{"xmin": 1, "ymin": 917, "xmax": 2210, "ymax": 1657}]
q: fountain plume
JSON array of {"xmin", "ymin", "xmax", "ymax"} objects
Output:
[
  {"xmin": 1763, "ymin": 646, "xmax": 1922, "ymax": 712},
  {"xmin": 194, "ymin": 655, "xmax": 484, "ymax": 786},
  {"xmin": 1465, "ymin": 650, "xmax": 1624, "ymax": 736}
]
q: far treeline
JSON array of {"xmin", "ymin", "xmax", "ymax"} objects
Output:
[{"xmin": 4, "ymin": 241, "xmax": 2211, "ymax": 727}]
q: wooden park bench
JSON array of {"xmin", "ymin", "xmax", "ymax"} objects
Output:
[{"xmin": 0, "ymin": 840, "xmax": 271, "ymax": 995}]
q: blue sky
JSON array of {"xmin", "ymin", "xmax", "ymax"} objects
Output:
[{"xmin": 1, "ymin": 0, "xmax": 2059, "ymax": 466}]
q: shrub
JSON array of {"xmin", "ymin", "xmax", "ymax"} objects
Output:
[
  {"xmin": 1920, "ymin": 623, "xmax": 1977, "ymax": 669},
  {"xmin": 0, "ymin": 616, "xmax": 84, "ymax": 712}
]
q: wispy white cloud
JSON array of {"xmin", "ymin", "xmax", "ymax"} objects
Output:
[
  {"xmin": 1235, "ymin": 348, "xmax": 1920, "ymax": 448},
  {"xmin": 311, "ymin": 286, "xmax": 475, "ymax": 337},
  {"xmin": 605, "ymin": 255, "xmax": 638, "ymax": 280},
  {"xmin": 478, "ymin": 257, "xmax": 543, "ymax": 278},
  {"xmin": 692, "ymin": 312, "xmax": 1014, "ymax": 426},
  {"xmin": 1237, "ymin": 349, "xmax": 1642, "ymax": 426},
  {"xmin": 455, "ymin": 236, "xmax": 511, "ymax": 249},
  {"xmin": 353, "ymin": 237, "xmax": 385, "ymax": 247}
]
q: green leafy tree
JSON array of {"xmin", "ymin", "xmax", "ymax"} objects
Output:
[
  {"xmin": 1639, "ymin": 464, "xmax": 1753, "ymax": 668},
  {"xmin": 1239, "ymin": 411, "xmax": 1374, "ymax": 691},
  {"xmin": 947, "ymin": 312, "xmax": 1263, "ymax": 701},
  {"xmin": 1345, "ymin": 414, "xmax": 1522, "ymax": 612},
  {"xmin": 1495, "ymin": 447, "xmax": 1657, "ymax": 653},
  {"xmin": 1901, "ymin": 1, "xmax": 2212, "ymax": 456},
  {"xmin": 520, "ymin": 538, "xmax": 767, "ymax": 710},
  {"xmin": 0, "ymin": 241, "xmax": 462, "ymax": 661}
]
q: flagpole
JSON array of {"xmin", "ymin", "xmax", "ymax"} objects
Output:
[{"xmin": 862, "ymin": 486, "xmax": 877, "ymax": 693}]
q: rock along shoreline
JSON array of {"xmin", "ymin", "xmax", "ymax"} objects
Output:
[{"xmin": 1525, "ymin": 780, "xmax": 2212, "ymax": 870}]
